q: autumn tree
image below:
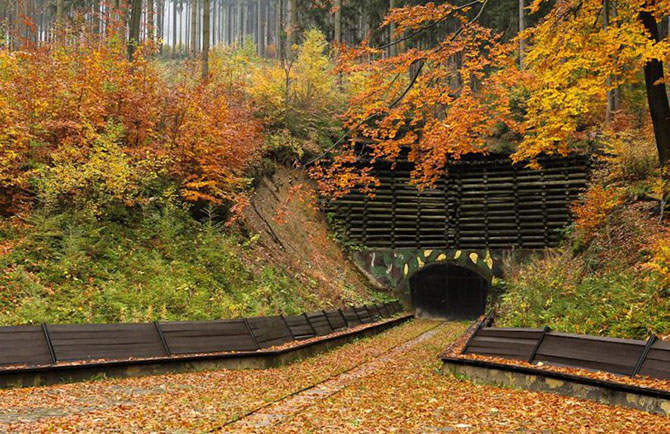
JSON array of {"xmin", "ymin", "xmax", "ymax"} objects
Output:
[
  {"xmin": 514, "ymin": 0, "xmax": 670, "ymax": 169},
  {"xmin": 313, "ymin": 0, "xmax": 515, "ymax": 195}
]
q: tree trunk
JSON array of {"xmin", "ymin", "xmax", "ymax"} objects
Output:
[
  {"xmin": 92, "ymin": 0, "xmax": 101, "ymax": 36},
  {"xmin": 287, "ymin": 0, "xmax": 296, "ymax": 54},
  {"xmin": 227, "ymin": 0, "xmax": 232, "ymax": 45},
  {"xmin": 388, "ymin": 0, "xmax": 396, "ymax": 56},
  {"xmin": 334, "ymin": 0, "xmax": 341, "ymax": 44},
  {"xmin": 172, "ymin": 0, "xmax": 177, "ymax": 57},
  {"xmin": 148, "ymin": 0, "xmax": 155, "ymax": 41},
  {"xmin": 639, "ymin": 6, "xmax": 670, "ymax": 167},
  {"xmin": 257, "ymin": 0, "xmax": 263, "ymax": 55},
  {"xmin": 128, "ymin": 0, "xmax": 143, "ymax": 60},
  {"xmin": 604, "ymin": 0, "xmax": 615, "ymax": 123},
  {"xmin": 202, "ymin": 0, "xmax": 210, "ymax": 79},
  {"xmin": 518, "ymin": 0, "xmax": 525, "ymax": 68},
  {"xmin": 56, "ymin": 0, "xmax": 64, "ymax": 26},
  {"xmin": 276, "ymin": 0, "xmax": 284, "ymax": 60},
  {"xmin": 191, "ymin": 0, "xmax": 198, "ymax": 54}
]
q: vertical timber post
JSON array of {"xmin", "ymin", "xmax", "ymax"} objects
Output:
[{"xmin": 41, "ymin": 323, "xmax": 57, "ymax": 364}]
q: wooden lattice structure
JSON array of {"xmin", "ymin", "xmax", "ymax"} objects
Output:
[{"xmin": 326, "ymin": 154, "xmax": 590, "ymax": 249}]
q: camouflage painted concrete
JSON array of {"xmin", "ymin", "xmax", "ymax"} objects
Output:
[
  {"xmin": 442, "ymin": 361, "xmax": 670, "ymax": 416},
  {"xmin": 353, "ymin": 248, "xmax": 543, "ymax": 306}
]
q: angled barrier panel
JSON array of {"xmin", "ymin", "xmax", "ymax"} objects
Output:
[
  {"xmin": 534, "ymin": 333, "xmax": 646, "ymax": 376},
  {"xmin": 324, "ymin": 310, "xmax": 347, "ymax": 331},
  {"xmin": 376, "ymin": 303, "xmax": 391, "ymax": 318},
  {"xmin": 0, "ymin": 325, "xmax": 53, "ymax": 367},
  {"xmin": 160, "ymin": 320, "xmax": 258, "ymax": 354},
  {"xmin": 305, "ymin": 311, "xmax": 334, "ymax": 336},
  {"xmin": 463, "ymin": 327, "xmax": 544, "ymax": 360},
  {"xmin": 365, "ymin": 304, "xmax": 382, "ymax": 321},
  {"xmin": 283, "ymin": 315, "xmax": 316, "ymax": 340},
  {"xmin": 355, "ymin": 306, "xmax": 373, "ymax": 324},
  {"xmin": 0, "ymin": 303, "xmax": 405, "ymax": 368},
  {"xmin": 47, "ymin": 323, "xmax": 167, "ymax": 362},
  {"xmin": 341, "ymin": 308, "xmax": 362, "ymax": 327},
  {"xmin": 637, "ymin": 339, "xmax": 670, "ymax": 380},
  {"xmin": 246, "ymin": 316, "xmax": 293, "ymax": 349}
]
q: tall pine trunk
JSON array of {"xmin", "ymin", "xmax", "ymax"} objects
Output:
[
  {"xmin": 202, "ymin": 0, "xmax": 210, "ymax": 79},
  {"xmin": 257, "ymin": 0, "xmax": 263, "ymax": 56},
  {"xmin": 191, "ymin": 0, "xmax": 197, "ymax": 55},
  {"xmin": 128, "ymin": 0, "xmax": 143, "ymax": 60},
  {"xmin": 604, "ymin": 0, "xmax": 615, "ymax": 123},
  {"xmin": 518, "ymin": 0, "xmax": 525, "ymax": 68},
  {"xmin": 287, "ymin": 0, "xmax": 295, "ymax": 55},
  {"xmin": 334, "ymin": 0, "xmax": 341, "ymax": 44},
  {"xmin": 148, "ymin": 0, "xmax": 155, "ymax": 42},
  {"xmin": 56, "ymin": 0, "xmax": 64, "ymax": 26}
]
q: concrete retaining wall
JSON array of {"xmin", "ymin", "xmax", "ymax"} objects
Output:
[{"xmin": 442, "ymin": 358, "xmax": 670, "ymax": 416}]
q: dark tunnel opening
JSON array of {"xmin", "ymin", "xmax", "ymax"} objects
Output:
[{"xmin": 409, "ymin": 263, "xmax": 488, "ymax": 320}]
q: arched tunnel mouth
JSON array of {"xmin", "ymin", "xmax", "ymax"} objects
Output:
[{"xmin": 409, "ymin": 263, "xmax": 488, "ymax": 320}]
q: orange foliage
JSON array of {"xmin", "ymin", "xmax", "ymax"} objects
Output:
[
  {"xmin": 316, "ymin": 1, "xmax": 521, "ymax": 195},
  {"xmin": 571, "ymin": 185, "xmax": 624, "ymax": 241},
  {"xmin": 0, "ymin": 30, "xmax": 262, "ymax": 215}
]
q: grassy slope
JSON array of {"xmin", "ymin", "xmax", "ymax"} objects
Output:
[{"xmin": 0, "ymin": 169, "xmax": 381, "ymax": 325}]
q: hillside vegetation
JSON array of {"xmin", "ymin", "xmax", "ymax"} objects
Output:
[
  {"xmin": 498, "ymin": 140, "xmax": 670, "ymax": 339},
  {"xmin": 0, "ymin": 30, "xmax": 379, "ymax": 326},
  {"xmin": 0, "ymin": 168, "xmax": 380, "ymax": 325}
]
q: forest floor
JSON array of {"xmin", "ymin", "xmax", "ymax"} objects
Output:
[{"xmin": 0, "ymin": 319, "xmax": 667, "ymax": 433}]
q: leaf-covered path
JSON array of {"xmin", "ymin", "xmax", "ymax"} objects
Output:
[
  {"xmin": 219, "ymin": 322, "xmax": 444, "ymax": 433},
  {"xmin": 0, "ymin": 320, "xmax": 667, "ymax": 433}
]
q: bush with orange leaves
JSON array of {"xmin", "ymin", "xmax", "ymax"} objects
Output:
[
  {"xmin": 0, "ymin": 32, "xmax": 262, "ymax": 217},
  {"xmin": 571, "ymin": 184, "xmax": 625, "ymax": 242}
]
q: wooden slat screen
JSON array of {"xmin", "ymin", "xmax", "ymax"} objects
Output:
[
  {"xmin": 327, "ymin": 155, "xmax": 589, "ymax": 249},
  {"xmin": 305, "ymin": 312, "xmax": 334, "ymax": 336},
  {"xmin": 160, "ymin": 320, "xmax": 258, "ymax": 354},
  {"xmin": 283, "ymin": 315, "xmax": 315, "ymax": 340},
  {"xmin": 48, "ymin": 323, "xmax": 167, "ymax": 362},
  {"xmin": 341, "ymin": 308, "xmax": 362, "ymax": 327},
  {"xmin": 534, "ymin": 333, "xmax": 645, "ymax": 376},
  {"xmin": 324, "ymin": 310, "xmax": 347, "ymax": 331},
  {"xmin": 365, "ymin": 305, "xmax": 382, "ymax": 322},
  {"xmin": 376, "ymin": 303, "xmax": 391, "ymax": 318},
  {"xmin": 463, "ymin": 327, "xmax": 543, "ymax": 360},
  {"xmin": 640, "ymin": 340, "xmax": 670, "ymax": 380},
  {"xmin": 283, "ymin": 315, "xmax": 316, "ymax": 340},
  {"xmin": 355, "ymin": 307, "xmax": 374, "ymax": 324},
  {"xmin": 0, "ymin": 302, "xmax": 405, "ymax": 368},
  {"xmin": 0, "ymin": 325, "xmax": 52, "ymax": 367},
  {"xmin": 389, "ymin": 301, "xmax": 403, "ymax": 314},
  {"xmin": 246, "ymin": 316, "xmax": 293, "ymax": 349},
  {"xmin": 463, "ymin": 326, "xmax": 670, "ymax": 380}
]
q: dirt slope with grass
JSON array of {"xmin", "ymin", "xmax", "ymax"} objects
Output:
[{"xmin": 241, "ymin": 165, "xmax": 378, "ymax": 308}]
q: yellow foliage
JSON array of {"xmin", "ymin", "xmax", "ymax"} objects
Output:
[
  {"xmin": 645, "ymin": 236, "xmax": 670, "ymax": 289},
  {"xmin": 247, "ymin": 29, "xmax": 345, "ymax": 144},
  {"xmin": 515, "ymin": 0, "xmax": 670, "ymax": 162}
]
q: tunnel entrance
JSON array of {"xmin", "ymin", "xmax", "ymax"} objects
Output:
[{"xmin": 409, "ymin": 263, "xmax": 488, "ymax": 320}]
